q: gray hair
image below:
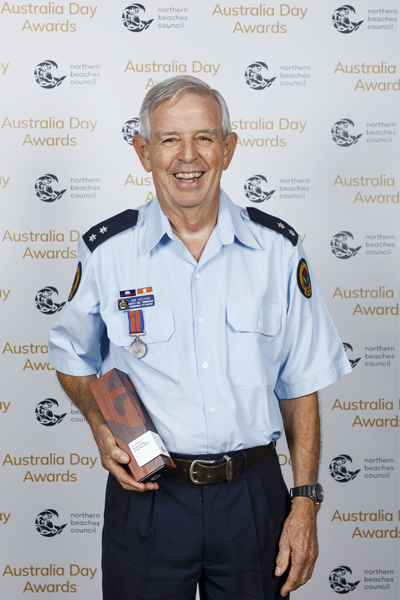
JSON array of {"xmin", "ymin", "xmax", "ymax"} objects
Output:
[{"xmin": 139, "ymin": 75, "xmax": 232, "ymax": 142}]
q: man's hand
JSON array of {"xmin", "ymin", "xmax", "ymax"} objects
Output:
[
  {"xmin": 56, "ymin": 371, "xmax": 159, "ymax": 492},
  {"xmin": 278, "ymin": 392, "xmax": 321, "ymax": 596},
  {"xmin": 275, "ymin": 497, "xmax": 319, "ymax": 596},
  {"xmin": 91, "ymin": 414, "xmax": 159, "ymax": 492}
]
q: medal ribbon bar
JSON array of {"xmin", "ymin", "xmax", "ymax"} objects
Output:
[{"xmin": 128, "ymin": 309, "xmax": 145, "ymax": 335}]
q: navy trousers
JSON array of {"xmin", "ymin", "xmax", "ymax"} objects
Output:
[{"xmin": 102, "ymin": 449, "xmax": 291, "ymax": 600}]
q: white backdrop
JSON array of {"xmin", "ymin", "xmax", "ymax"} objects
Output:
[{"xmin": 0, "ymin": 1, "xmax": 399, "ymax": 598}]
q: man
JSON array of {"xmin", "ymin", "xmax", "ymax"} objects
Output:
[{"xmin": 49, "ymin": 76, "xmax": 351, "ymax": 599}]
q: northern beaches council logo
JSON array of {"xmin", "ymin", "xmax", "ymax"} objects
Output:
[
  {"xmin": 329, "ymin": 455, "xmax": 361, "ymax": 483},
  {"xmin": 244, "ymin": 175, "xmax": 275, "ymax": 202},
  {"xmin": 332, "ymin": 5, "xmax": 363, "ymax": 34},
  {"xmin": 330, "ymin": 231, "xmax": 362, "ymax": 259},
  {"xmin": 244, "ymin": 62, "xmax": 276, "ymax": 90},
  {"xmin": 35, "ymin": 174, "xmax": 66, "ymax": 203},
  {"xmin": 331, "ymin": 119, "xmax": 362, "ymax": 147},
  {"xmin": 35, "ymin": 399, "xmax": 67, "ymax": 427},
  {"xmin": 122, "ymin": 4, "xmax": 154, "ymax": 32},
  {"xmin": 122, "ymin": 118, "xmax": 140, "ymax": 145},
  {"xmin": 35, "ymin": 509, "xmax": 67, "ymax": 538},
  {"xmin": 34, "ymin": 60, "xmax": 66, "ymax": 89},
  {"xmin": 35, "ymin": 287, "xmax": 65, "ymax": 315},
  {"xmin": 329, "ymin": 566, "xmax": 360, "ymax": 593}
]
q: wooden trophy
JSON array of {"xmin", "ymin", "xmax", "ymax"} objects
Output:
[{"xmin": 89, "ymin": 368, "xmax": 175, "ymax": 483}]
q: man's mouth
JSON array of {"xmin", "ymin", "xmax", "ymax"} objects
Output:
[{"xmin": 173, "ymin": 172, "xmax": 203, "ymax": 182}]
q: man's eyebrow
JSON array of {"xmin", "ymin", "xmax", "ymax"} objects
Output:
[
  {"xmin": 154, "ymin": 131, "xmax": 178, "ymax": 141},
  {"xmin": 154, "ymin": 128, "xmax": 220, "ymax": 141},
  {"xmin": 196, "ymin": 128, "xmax": 219, "ymax": 137}
]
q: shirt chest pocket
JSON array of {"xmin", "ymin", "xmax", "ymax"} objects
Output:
[
  {"xmin": 106, "ymin": 307, "xmax": 179, "ymax": 391},
  {"xmin": 226, "ymin": 301, "xmax": 282, "ymax": 387}
]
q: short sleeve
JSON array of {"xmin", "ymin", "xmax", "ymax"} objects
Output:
[
  {"xmin": 274, "ymin": 244, "xmax": 352, "ymax": 399},
  {"xmin": 48, "ymin": 239, "xmax": 105, "ymax": 376}
]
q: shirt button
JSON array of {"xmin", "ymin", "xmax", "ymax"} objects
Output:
[
  {"xmin": 258, "ymin": 321, "xmax": 263, "ymax": 328},
  {"xmin": 195, "ymin": 273, "xmax": 201, "ymax": 279},
  {"xmin": 198, "ymin": 317, "xmax": 204, "ymax": 324},
  {"xmin": 213, "ymin": 449, "xmax": 219, "ymax": 454},
  {"xmin": 202, "ymin": 362, "xmax": 208, "ymax": 369},
  {"xmin": 210, "ymin": 407, "xmax": 216, "ymax": 413}
]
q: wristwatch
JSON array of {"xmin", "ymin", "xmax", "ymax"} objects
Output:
[{"xmin": 290, "ymin": 483, "xmax": 324, "ymax": 505}]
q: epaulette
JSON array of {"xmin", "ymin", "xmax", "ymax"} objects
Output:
[
  {"xmin": 83, "ymin": 209, "xmax": 139, "ymax": 252},
  {"xmin": 246, "ymin": 207, "xmax": 298, "ymax": 246}
]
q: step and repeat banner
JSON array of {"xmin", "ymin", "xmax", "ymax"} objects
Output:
[{"xmin": 0, "ymin": 1, "xmax": 399, "ymax": 598}]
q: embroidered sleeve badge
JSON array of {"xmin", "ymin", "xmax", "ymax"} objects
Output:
[
  {"xmin": 68, "ymin": 262, "xmax": 82, "ymax": 302},
  {"xmin": 297, "ymin": 259, "xmax": 312, "ymax": 298}
]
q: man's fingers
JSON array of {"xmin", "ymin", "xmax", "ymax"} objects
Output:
[
  {"xmin": 275, "ymin": 546, "xmax": 290, "ymax": 577},
  {"xmin": 102, "ymin": 453, "xmax": 159, "ymax": 492},
  {"xmin": 109, "ymin": 446, "xmax": 130, "ymax": 464},
  {"xmin": 280, "ymin": 557, "xmax": 314, "ymax": 596},
  {"xmin": 94, "ymin": 422, "xmax": 158, "ymax": 492}
]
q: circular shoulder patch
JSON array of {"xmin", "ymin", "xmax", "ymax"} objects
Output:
[
  {"xmin": 68, "ymin": 262, "xmax": 82, "ymax": 302},
  {"xmin": 297, "ymin": 258, "xmax": 312, "ymax": 298}
]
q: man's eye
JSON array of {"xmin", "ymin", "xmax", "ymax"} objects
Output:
[{"xmin": 163, "ymin": 138, "xmax": 176, "ymax": 143}]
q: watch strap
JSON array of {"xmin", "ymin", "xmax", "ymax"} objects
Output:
[{"xmin": 291, "ymin": 485, "xmax": 315, "ymax": 498}]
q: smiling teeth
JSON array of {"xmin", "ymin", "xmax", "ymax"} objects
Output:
[{"xmin": 175, "ymin": 172, "xmax": 202, "ymax": 179}]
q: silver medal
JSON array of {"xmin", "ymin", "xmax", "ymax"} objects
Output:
[{"xmin": 130, "ymin": 336, "xmax": 146, "ymax": 359}]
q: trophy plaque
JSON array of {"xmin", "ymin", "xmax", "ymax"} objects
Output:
[{"xmin": 89, "ymin": 368, "xmax": 175, "ymax": 483}]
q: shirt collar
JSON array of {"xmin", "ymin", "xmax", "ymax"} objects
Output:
[
  {"xmin": 143, "ymin": 189, "xmax": 261, "ymax": 255},
  {"xmin": 217, "ymin": 189, "xmax": 261, "ymax": 250},
  {"xmin": 143, "ymin": 196, "xmax": 174, "ymax": 255}
]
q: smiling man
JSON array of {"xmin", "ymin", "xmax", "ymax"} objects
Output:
[{"xmin": 49, "ymin": 76, "xmax": 351, "ymax": 600}]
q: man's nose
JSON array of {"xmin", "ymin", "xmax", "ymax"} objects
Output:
[{"xmin": 179, "ymin": 139, "xmax": 199, "ymax": 163}]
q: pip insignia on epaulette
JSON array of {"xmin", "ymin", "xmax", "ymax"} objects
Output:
[
  {"xmin": 246, "ymin": 207, "xmax": 298, "ymax": 246},
  {"xmin": 83, "ymin": 209, "xmax": 139, "ymax": 252}
]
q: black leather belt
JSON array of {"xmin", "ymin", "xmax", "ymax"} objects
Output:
[{"xmin": 171, "ymin": 442, "xmax": 274, "ymax": 484}]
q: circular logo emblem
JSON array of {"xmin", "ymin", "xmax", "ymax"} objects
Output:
[
  {"xmin": 329, "ymin": 566, "xmax": 360, "ymax": 594},
  {"xmin": 244, "ymin": 175, "xmax": 275, "ymax": 203},
  {"xmin": 35, "ymin": 509, "xmax": 67, "ymax": 537},
  {"xmin": 122, "ymin": 4, "xmax": 154, "ymax": 32},
  {"xmin": 297, "ymin": 259, "xmax": 312, "ymax": 298},
  {"xmin": 34, "ymin": 60, "xmax": 66, "ymax": 89},
  {"xmin": 35, "ymin": 399, "xmax": 67, "ymax": 427},
  {"xmin": 35, "ymin": 174, "xmax": 66, "ymax": 203},
  {"xmin": 68, "ymin": 262, "xmax": 82, "ymax": 302},
  {"xmin": 244, "ymin": 62, "xmax": 276, "ymax": 90},
  {"xmin": 330, "ymin": 231, "xmax": 361, "ymax": 259},
  {"xmin": 332, "ymin": 6, "xmax": 363, "ymax": 34},
  {"xmin": 118, "ymin": 299, "xmax": 129, "ymax": 310},
  {"xmin": 122, "ymin": 118, "xmax": 140, "ymax": 145},
  {"xmin": 35, "ymin": 287, "xmax": 65, "ymax": 315},
  {"xmin": 329, "ymin": 454, "xmax": 360, "ymax": 482},
  {"xmin": 331, "ymin": 119, "xmax": 362, "ymax": 147}
]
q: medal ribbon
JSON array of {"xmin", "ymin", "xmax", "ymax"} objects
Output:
[{"xmin": 128, "ymin": 309, "xmax": 145, "ymax": 335}]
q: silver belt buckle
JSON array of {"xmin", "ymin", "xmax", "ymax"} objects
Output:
[
  {"xmin": 189, "ymin": 459, "xmax": 215, "ymax": 484},
  {"xmin": 223, "ymin": 455, "xmax": 234, "ymax": 481}
]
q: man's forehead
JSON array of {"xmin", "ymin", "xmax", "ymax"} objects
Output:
[
  {"xmin": 149, "ymin": 93, "xmax": 222, "ymax": 135},
  {"xmin": 151, "ymin": 93, "xmax": 220, "ymax": 119}
]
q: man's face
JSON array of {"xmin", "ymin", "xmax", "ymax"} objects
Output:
[{"xmin": 133, "ymin": 92, "xmax": 237, "ymax": 215}]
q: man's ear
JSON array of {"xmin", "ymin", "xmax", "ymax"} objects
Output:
[
  {"xmin": 222, "ymin": 132, "xmax": 238, "ymax": 171},
  {"xmin": 132, "ymin": 135, "xmax": 152, "ymax": 173}
]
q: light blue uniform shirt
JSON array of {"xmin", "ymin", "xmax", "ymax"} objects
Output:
[{"xmin": 49, "ymin": 191, "xmax": 351, "ymax": 454}]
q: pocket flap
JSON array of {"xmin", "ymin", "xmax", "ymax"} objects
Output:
[
  {"xmin": 226, "ymin": 301, "xmax": 281, "ymax": 336},
  {"xmin": 107, "ymin": 307, "xmax": 175, "ymax": 346}
]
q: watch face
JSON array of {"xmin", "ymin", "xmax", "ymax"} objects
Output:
[{"xmin": 315, "ymin": 483, "xmax": 324, "ymax": 503}]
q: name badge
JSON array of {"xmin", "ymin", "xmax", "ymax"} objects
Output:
[{"xmin": 118, "ymin": 295, "xmax": 155, "ymax": 311}]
